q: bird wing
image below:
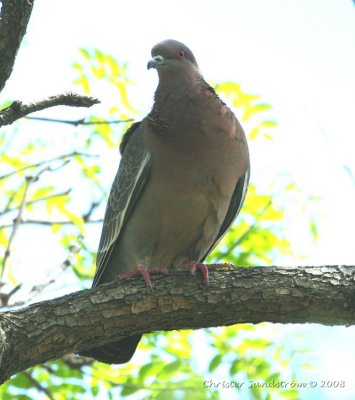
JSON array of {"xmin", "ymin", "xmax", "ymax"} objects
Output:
[
  {"xmin": 92, "ymin": 122, "xmax": 151, "ymax": 287},
  {"xmin": 201, "ymin": 167, "xmax": 250, "ymax": 262}
]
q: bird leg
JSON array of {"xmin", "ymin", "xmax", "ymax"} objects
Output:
[
  {"xmin": 118, "ymin": 264, "xmax": 169, "ymax": 289},
  {"xmin": 186, "ymin": 261, "xmax": 232, "ymax": 285}
]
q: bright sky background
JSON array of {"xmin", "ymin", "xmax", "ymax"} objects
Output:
[{"xmin": 2, "ymin": 0, "xmax": 355, "ymax": 399}]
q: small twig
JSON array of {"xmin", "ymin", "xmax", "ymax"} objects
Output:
[
  {"xmin": 33, "ymin": 159, "xmax": 70, "ymax": 179},
  {"xmin": 0, "ymin": 190, "xmax": 71, "ymax": 218},
  {"xmin": 3, "ymin": 240, "xmax": 83, "ymax": 309},
  {"xmin": 343, "ymin": 164, "xmax": 355, "ymax": 187},
  {"xmin": 22, "ymin": 371, "xmax": 55, "ymax": 400},
  {"xmin": 2, "ymin": 190, "xmax": 17, "ymax": 216},
  {"xmin": 82, "ymin": 200, "xmax": 102, "ymax": 222},
  {"xmin": 0, "ymin": 92, "xmax": 100, "ymax": 127},
  {"xmin": 1, "ymin": 176, "xmax": 36, "ymax": 280},
  {"xmin": 0, "ymin": 198, "xmax": 103, "ymax": 230},
  {"xmin": 214, "ymin": 200, "xmax": 272, "ymax": 263},
  {"xmin": 25, "ymin": 116, "xmax": 134, "ymax": 126},
  {"xmin": 25, "ymin": 243, "xmax": 81, "ymax": 303},
  {"xmin": 0, "ymin": 218, "xmax": 103, "ymax": 229},
  {"xmin": 0, "ymin": 284, "xmax": 22, "ymax": 307},
  {"xmin": 0, "ymin": 151, "xmax": 98, "ymax": 181}
]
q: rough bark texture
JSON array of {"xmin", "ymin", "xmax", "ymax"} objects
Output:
[
  {"xmin": 0, "ymin": 265, "xmax": 354, "ymax": 382},
  {"xmin": 0, "ymin": 0, "xmax": 34, "ymax": 93}
]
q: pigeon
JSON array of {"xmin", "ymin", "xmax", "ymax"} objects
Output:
[{"xmin": 80, "ymin": 39, "xmax": 250, "ymax": 364}]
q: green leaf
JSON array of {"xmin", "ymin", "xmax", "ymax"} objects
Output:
[
  {"xmin": 0, "ymin": 229, "xmax": 8, "ymax": 247},
  {"xmin": 62, "ymin": 210, "xmax": 85, "ymax": 234},
  {"xmin": 72, "ymin": 63, "xmax": 83, "ymax": 71},
  {"xmin": 91, "ymin": 384, "xmax": 99, "ymax": 396},
  {"xmin": 229, "ymin": 359, "xmax": 240, "ymax": 376},
  {"xmin": 242, "ymin": 103, "xmax": 272, "ymax": 121},
  {"xmin": 261, "ymin": 120, "xmax": 277, "ymax": 127},
  {"xmin": 263, "ymin": 133, "xmax": 273, "ymax": 140},
  {"xmin": 92, "ymin": 66, "xmax": 106, "ymax": 79},
  {"xmin": 94, "ymin": 48, "xmax": 104, "ymax": 62},
  {"xmin": 51, "ymin": 223, "xmax": 62, "ymax": 234},
  {"xmin": 121, "ymin": 386, "xmax": 141, "ymax": 396},
  {"xmin": 163, "ymin": 331, "xmax": 192, "ymax": 358},
  {"xmin": 158, "ymin": 360, "xmax": 182, "ymax": 379},
  {"xmin": 79, "ymin": 48, "xmax": 91, "ymax": 61},
  {"xmin": 249, "ymin": 127, "xmax": 260, "ymax": 140},
  {"xmin": 138, "ymin": 362, "xmax": 162, "ymax": 381},
  {"xmin": 209, "ymin": 354, "xmax": 223, "ymax": 372},
  {"xmin": 9, "ymin": 373, "xmax": 32, "ymax": 389},
  {"xmin": 155, "ymin": 391, "xmax": 175, "ymax": 400},
  {"xmin": 30, "ymin": 186, "xmax": 55, "ymax": 201},
  {"xmin": 112, "ymin": 80, "xmax": 137, "ymax": 113},
  {"xmin": 310, "ymin": 218, "xmax": 319, "ymax": 240},
  {"xmin": 72, "ymin": 255, "xmax": 95, "ymax": 279},
  {"xmin": 74, "ymin": 75, "xmax": 90, "ymax": 93}
]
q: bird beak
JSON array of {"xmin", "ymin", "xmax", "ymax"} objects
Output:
[{"xmin": 147, "ymin": 55, "xmax": 165, "ymax": 70}]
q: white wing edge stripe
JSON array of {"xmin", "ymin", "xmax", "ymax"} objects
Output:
[{"xmin": 235, "ymin": 167, "xmax": 250, "ymax": 217}]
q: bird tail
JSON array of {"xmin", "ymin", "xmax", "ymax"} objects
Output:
[{"xmin": 79, "ymin": 334, "xmax": 142, "ymax": 364}]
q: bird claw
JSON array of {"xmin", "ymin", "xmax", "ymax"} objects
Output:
[
  {"xmin": 118, "ymin": 264, "xmax": 169, "ymax": 289},
  {"xmin": 186, "ymin": 261, "xmax": 232, "ymax": 285}
]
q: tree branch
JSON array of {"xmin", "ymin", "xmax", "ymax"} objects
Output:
[
  {"xmin": 24, "ymin": 116, "xmax": 134, "ymax": 126},
  {"xmin": 23, "ymin": 243, "xmax": 80, "ymax": 305},
  {"xmin": 0, "ymin": 176, "xmax": 36, "ymax": 281},
  {"xmin": 0, "ymin": 189, "xmax": 71, "ymax": 218},
  {"xmin": 0, "ymin": 218, "xmax": 103, "ymax": 229},
  {"xmin": 0, "ymin": 265, "xmax": 354, "ymax": 383},
  {"xmin": 22, "ymin": 371, "xmax": 55, "ymax": 400},
  {"xmin": 0, "ymin": 93, "xmax": 100, "ymax": 127},
  {"xmin": 0, "ymin": 0, "xmax": 34, "ymax": 93},
  {"xmin": 0, "ymin": 151, "xmax": 98, "ymax": 181},
  {"xmin": 0, "ymin": 284, "xmax": 22, "ymax": 308},
  {"xmin": 215, "ymin": 199, "xmax": 272, "ymax": 262}
]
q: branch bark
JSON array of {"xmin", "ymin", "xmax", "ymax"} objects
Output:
[
  {"xmin": 0, "ymin": 0, "xmax": 35, "ymax": 93},
  {"xmin": 0, "ymin": 265, "xmax": 354, "ymax": 383},
  {"xmin": 0, "ymin": 93, "xmax": 100, "ymax": 127}
]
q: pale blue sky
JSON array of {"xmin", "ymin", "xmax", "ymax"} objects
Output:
[{"xmin": 2, "ymin": 0, "xmax": 355, "ymax": 398}]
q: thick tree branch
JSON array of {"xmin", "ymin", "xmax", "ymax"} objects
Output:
[
  {"xmin": 0, "ymin": 0, "xmax": 34, "ymax": 93},
  {"xmin": 0, "ymin": 265, "xmax": 354, "ymax": 382},
  {"xmin": 0, "ymin": 93, "xmax": 100, "ymax": 127}
]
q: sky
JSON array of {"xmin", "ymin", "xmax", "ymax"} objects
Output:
[
  {"xmin": 2, "ymin": 0, "xmax": 355, "ymax": 398},
  {"xmin": 5, "ymin": 0, "xmax": 355, "ymax": 264}
]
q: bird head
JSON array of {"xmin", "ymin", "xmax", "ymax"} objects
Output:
[{"xmin": 147, "ymin": 39, "xmax": 201, "ymax": 79}]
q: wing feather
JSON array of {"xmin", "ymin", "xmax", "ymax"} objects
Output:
[
  {"xmin": 92, "ymin": 122, "xmax": 150, "ymax": 287},
  {"xmin": 201, "ymin": 167, "xmax": 250, "ymax": 261}
]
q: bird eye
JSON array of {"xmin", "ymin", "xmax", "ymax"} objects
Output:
[{"xmin": 176, "ymin": 50, "xmax": 185, "ymax": 59}]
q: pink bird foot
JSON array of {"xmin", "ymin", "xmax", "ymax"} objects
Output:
[
  {"xmin": 118, "ymin": 264, "xmax": 169, "ymax": 289},
  {"xmin": 186, "ymin": 261, "xmax": 232, "ymax": 285}
]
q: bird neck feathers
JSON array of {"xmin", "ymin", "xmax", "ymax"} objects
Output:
[{"xmin": 148, "ymin": 76, "xmax": 227, "ymax": 135}]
